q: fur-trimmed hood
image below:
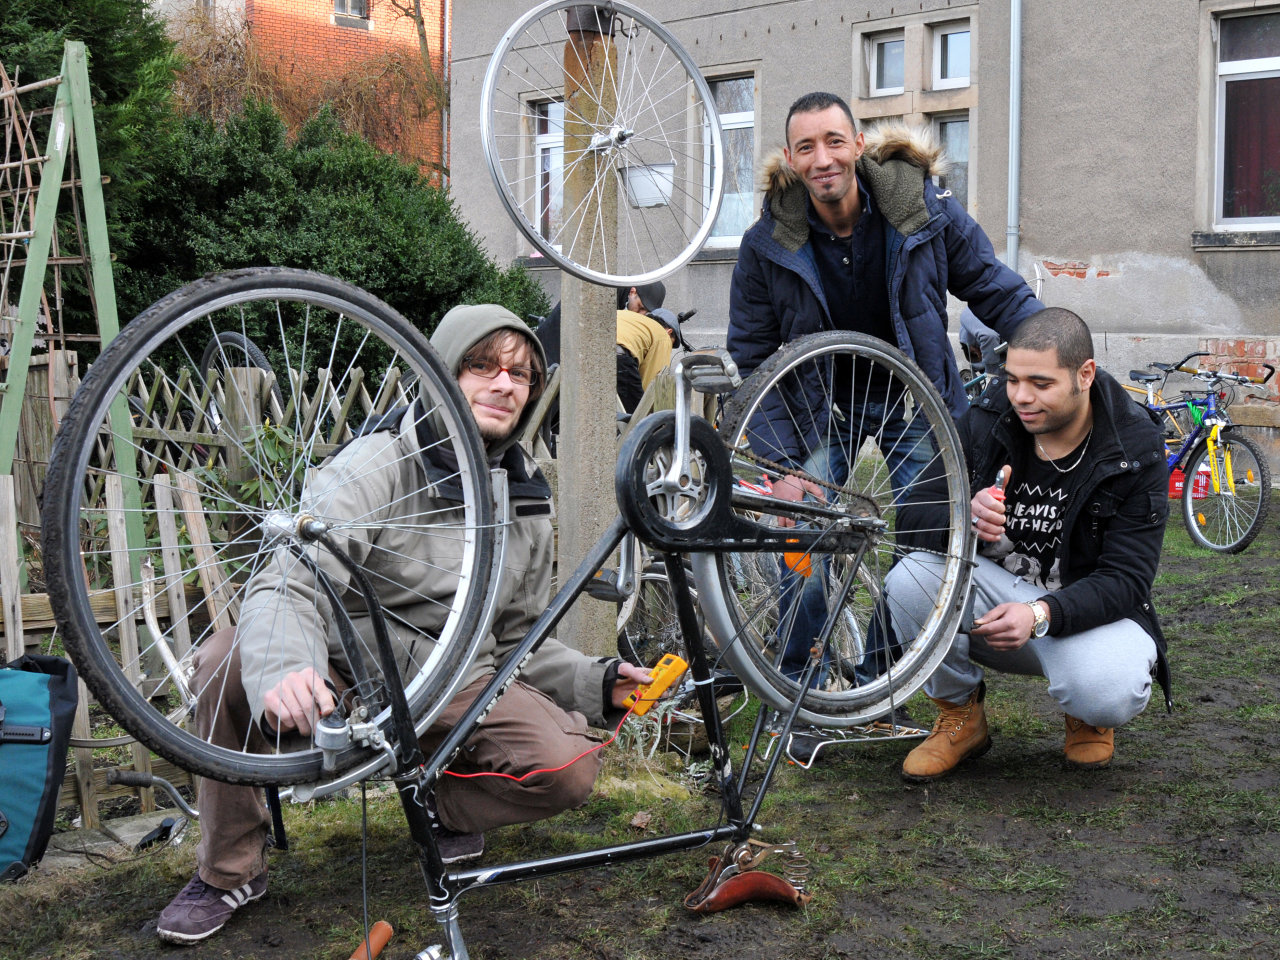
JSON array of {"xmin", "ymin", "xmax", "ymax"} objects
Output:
[{"xmin": 758, "ymin": 122, "xmax": 949, "ymax": 251}]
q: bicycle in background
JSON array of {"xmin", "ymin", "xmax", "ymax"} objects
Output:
[{"xmin": 1128, "ymin": 352, "xmax": 1274, "ymax": 553}]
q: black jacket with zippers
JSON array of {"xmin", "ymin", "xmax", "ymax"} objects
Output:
[{"xmin": 899, "ymin": 368, "xmax": 1173, "ymax": 710}]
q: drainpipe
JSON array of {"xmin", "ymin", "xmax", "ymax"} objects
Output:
[
  {"xmin": 1005, "ymin": 0, "xmax": 1023, "ymax": 271},
  {"xmin": 442, "ymin": 0, "xmax": 452, "ymax": 187}
]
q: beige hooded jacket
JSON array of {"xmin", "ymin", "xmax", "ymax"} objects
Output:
[{"xmin": 237, "ymin": 304, "xmax": 617, "ymax": 730}]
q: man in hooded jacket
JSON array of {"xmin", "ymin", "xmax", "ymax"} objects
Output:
[{"xmin": 157, "ymin": 304, "xmax": 649, "ymax": 945}]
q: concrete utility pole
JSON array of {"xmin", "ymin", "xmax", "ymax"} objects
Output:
[{"xmin": 558, "ymin": 8, "xmax": 618, "ymax": 656}]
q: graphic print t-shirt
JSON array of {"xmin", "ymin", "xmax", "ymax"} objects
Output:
[{"xmin": 982, "ymin": 453, "xmax": 1075, "ymax": 592}]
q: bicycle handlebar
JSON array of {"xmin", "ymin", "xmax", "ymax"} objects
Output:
[
  {"xmin": 1149, "ymin": 352, "xmax": 1274, "ymax": 387},
  {"xmin": 1191, "ymin": 363, "xmax": 1276, "ymax": 387},
  {"xmin": 1149, "ymin": 351, "xmax": 1209, "ymax": 376}
]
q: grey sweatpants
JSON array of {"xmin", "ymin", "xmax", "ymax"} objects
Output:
[
  {"xmin": 192, "ymin": 628, "xmax": 601, "ymax": 889},
  {"xmin": 885, "ymin": 553, "xmax": 1156, "ymax": 728}
]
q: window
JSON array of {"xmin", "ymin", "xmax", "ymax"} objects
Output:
[
  {"xmin": 934, "ymin": 115, "xmax": 970, "ymax": 210},
  {"xmin": 1215, "ymin": 11, "xmax": 1280, "ymax": 226},
  {"xmin": 870, "ymin": 33, "xmax": 906, "ymax": 96},
  {"xmin": 933, "ymin": 24, "xmax": 971, "ymax": 89},
  {"xmin": 705, "ymin": 76, "xmax": 756, "ymax": 245},
  {"xmin": 534, "ymin": 101, "xmax": 565, "ymax": 248},
  {"xmin": 334, "ymin": 0, "xmax": 367, "ymax": 15}
]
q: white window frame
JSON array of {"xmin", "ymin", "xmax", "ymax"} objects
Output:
[
  {"xmin": 533, "ymin": 100, "xmax": 564, "ymax": 254},
  {"xmin": 869, "ymin": 32, "xmax": 906, "ymax": 97},
  {"xmin": 932, "ymin": 112, "xmax": 971, "ymax": 211},
  {"xmin": 1214, "ymin": 12, "xmax": 1280, "ymax": 229},
  {"xmin": 703, "ymin": 75, "xmax": 756, "ymax": 248},
  {"xmin": 334, "ymin": 0, "xmax": 367, "ymax": 16},
  {"xmin": 932, "ymin": 23, "xmax": 971, "ymax": 90}
]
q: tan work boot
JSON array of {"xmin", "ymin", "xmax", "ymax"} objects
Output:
[
  {"xmin": 901, "ymin": 682, "xmax": 992, "ymax": 782},
  {"xmin": 1064, "ymin": 715, "xmax": 1114, "ymax": 768}
]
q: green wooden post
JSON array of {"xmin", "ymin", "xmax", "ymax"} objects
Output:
[{"xmin": 0, "ymin": 42, "xmax": 144, "ymax": 580}]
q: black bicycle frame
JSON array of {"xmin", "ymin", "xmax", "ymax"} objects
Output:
[{"xmin": 351, "ymin": 513, "xmax": 802, "ymax": 956}]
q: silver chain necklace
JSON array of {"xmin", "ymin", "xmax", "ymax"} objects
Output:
[{"xmin": 1036, "ymin": 429, "xmax": 1093, "ymax": 474}]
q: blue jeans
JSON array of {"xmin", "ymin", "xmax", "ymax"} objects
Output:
[{"xmin": 776, "ymin": 398, "xmax": 934, "ymax": 683}]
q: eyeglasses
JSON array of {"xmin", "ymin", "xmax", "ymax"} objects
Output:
[{"xmin": 461, "ymin": 356, "xmax": 540, "ymax": 387}]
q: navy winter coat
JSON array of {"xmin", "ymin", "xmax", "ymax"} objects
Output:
[{"xmin": 728, "ymin": 125, "xmax": 1042, "ymax": 421}]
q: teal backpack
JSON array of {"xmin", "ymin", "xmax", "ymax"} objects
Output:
[{"xmin": 0, "ymin": 655, "xmax": 78, "ymax": 881}]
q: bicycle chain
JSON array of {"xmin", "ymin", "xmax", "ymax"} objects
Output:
[
  {"xmin": 727, "ymin": 443, "xmax": 849, "ymax": 497},
  {"xmin": 727, "ymin": 444, "xmax": 882, "ymax": 522}
]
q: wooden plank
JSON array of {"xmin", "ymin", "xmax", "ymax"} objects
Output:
[
  {"xmin": 153, "ymin": 476, "xmax": 192, "ymax": 658},
  {"xmin": 172, "ymin": 470, "xmax": 237, "ymax": 631},
  {"xmin": 70, "ymin": 677, "xmax": 99, "ymax": 829},
  {"xmin": 104, "ymin": 475, "xmax": 155, "ymax": 813},
  {"xmin": 8, "ymin": 582, "xmax": 198, "ymax": 633},
  {"xmin": 0, "ymin": 475, "xmax": 26, "ymax": 660}
]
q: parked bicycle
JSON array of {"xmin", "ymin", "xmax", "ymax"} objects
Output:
[{"xmin": 1128, "ymin": 352, "xmax": 1274, "ymax": 553}]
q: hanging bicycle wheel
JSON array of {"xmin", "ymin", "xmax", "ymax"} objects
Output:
[
  {"xmin": 691, "ymin": 331, "xmax": 973, "ymax": 727},
  {"xmin": 1181, "ymin": 432, "xmax": 1271, "ymax": 554},
  {"xmin": 481, "ymin": 0, "xmax": 723, "ymax": 286},
  {"xmin": 41, "ymin": 268, "xmax": 494, "ymax": 785}
]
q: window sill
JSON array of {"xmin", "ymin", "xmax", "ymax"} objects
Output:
[
  {"xmin": 1192, "ymin": 230, "xmax": 1280, "ymax": 251},
  {"xmin": 692, "ymin": 245, "xmax": 740, "ymax": 263},
  {"xmin": 514, "ymin": 256, "xmax": 559, "ymax": 272},
  {"xmin": 332, "ymin": 14, "xmax": 372, "ymax": 30}
]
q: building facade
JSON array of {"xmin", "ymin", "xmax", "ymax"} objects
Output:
[
  {"xmin": 156, "ymin": 0, "xmax": 449, "ymax": 177},
  {"xmin": 449, "ymin": 0, "xmax": 1280, "ymax": 450}
]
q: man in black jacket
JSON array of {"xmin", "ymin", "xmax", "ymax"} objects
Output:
[{"xmin": 886, "ymin": 308, "xmax": 1171, "ymax": 781}]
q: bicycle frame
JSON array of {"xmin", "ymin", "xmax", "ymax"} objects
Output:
[
  {"xmin": 352, "ymin": 355, "xmax": 830, "ymax": 959},
  {"xmin": 372, "ymin": 515, "xmax": 806, "ymax": 960},
  {"xmin": 1147, "ymin": 391, "xmax": 1236, "ymax": 494}
]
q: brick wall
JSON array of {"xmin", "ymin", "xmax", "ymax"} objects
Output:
[{"xmin": 245, "ymin": 0, "xmax": 446, "ymax": 177}]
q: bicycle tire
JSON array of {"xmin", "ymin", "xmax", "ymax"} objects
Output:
[
  {"xmin": 692, "ymin": 331, "xmax": 973, "ymax": 727},
  {"xmin": 198, "ymin": 330, "xmax": 286, "ymax": 428},
  {"xmin": 41, "ymin": 268, "xmax": 494, "ymax": 785},
  {"xmin": 1181, "ymin": 432, "xmax": 1271, "ymax": 553},
  {"xmin": 480, "ymin": 0, "xmax": 723, "ymax": 286}
]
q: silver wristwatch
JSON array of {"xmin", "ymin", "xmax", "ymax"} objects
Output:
[{"xmin": 1027, "ymin": 600, "xmax": 1049, "ymax": 638}]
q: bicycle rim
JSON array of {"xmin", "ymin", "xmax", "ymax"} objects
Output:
[
  {"xmin": 693, "ymin": 331, "xmax": 973, "ymax": 726},
  {"xmin": 480, "ymin": 0, "xmax": 723, "ymax": 285},
  {"xmin": 41, "ymin": 268, "xmax": 493, "ymax": 785}
]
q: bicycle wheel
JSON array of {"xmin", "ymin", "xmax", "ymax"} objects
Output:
[
  {"xmin": 617, "ymin": 563, "xmax": 706, "ymax": 669},
  {"xmin": 1181, "ymin": 432, "xmax": 1271, "ymax": 553},
  {"xmin": 41, "ymin": 268, "xmax": 494, "ymax": 785},
  {"xmin": 481, "ymin": 0, "xmax": 723, "ymax": 285},
  {"xmin": 692, "ymin": 331, "xmax": 973, "ymax": 727}
]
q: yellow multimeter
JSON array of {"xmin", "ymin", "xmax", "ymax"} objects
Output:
[{"xmin": 623, "ymin": 653, "xmax": 689, "ymax": 715}]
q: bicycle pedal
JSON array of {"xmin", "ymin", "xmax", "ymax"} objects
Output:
[{"xmin": 585, "ymin": 569, "xmax": 626, "ymax": 603}]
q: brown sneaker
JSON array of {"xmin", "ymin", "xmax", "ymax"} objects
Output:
[
  {"xmin": 901, "ymin": 682, "xmax": 991, "ymax": 782},
  {"xmin": 1064, "ymin": 715, "xmax": 1114, "ymax": 768}
]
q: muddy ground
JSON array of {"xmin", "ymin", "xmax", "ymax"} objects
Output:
[{"xmin": 4, "ymin": 518, "xmax": 1279, "ymax": 960}]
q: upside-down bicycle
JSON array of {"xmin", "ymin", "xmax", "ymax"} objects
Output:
[{"xmin": 39, "ymin": 4, "xmax": 975, "ymax": 956}]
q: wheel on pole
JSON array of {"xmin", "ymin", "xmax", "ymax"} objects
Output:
[
  {"xmin": 481, "ymin": 0, "xmax": 723, "ymax": 286},
  {"xmin": 691, "ymin": 331, "xmax": 973, "ymax": 727},
  {"xmin": 41, "ymin": 268, "xmax": 494, "ymax": 785},
  {"xmin": 1181, "ymin": 432, "xmax": 1271, "ymax": 554}
]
